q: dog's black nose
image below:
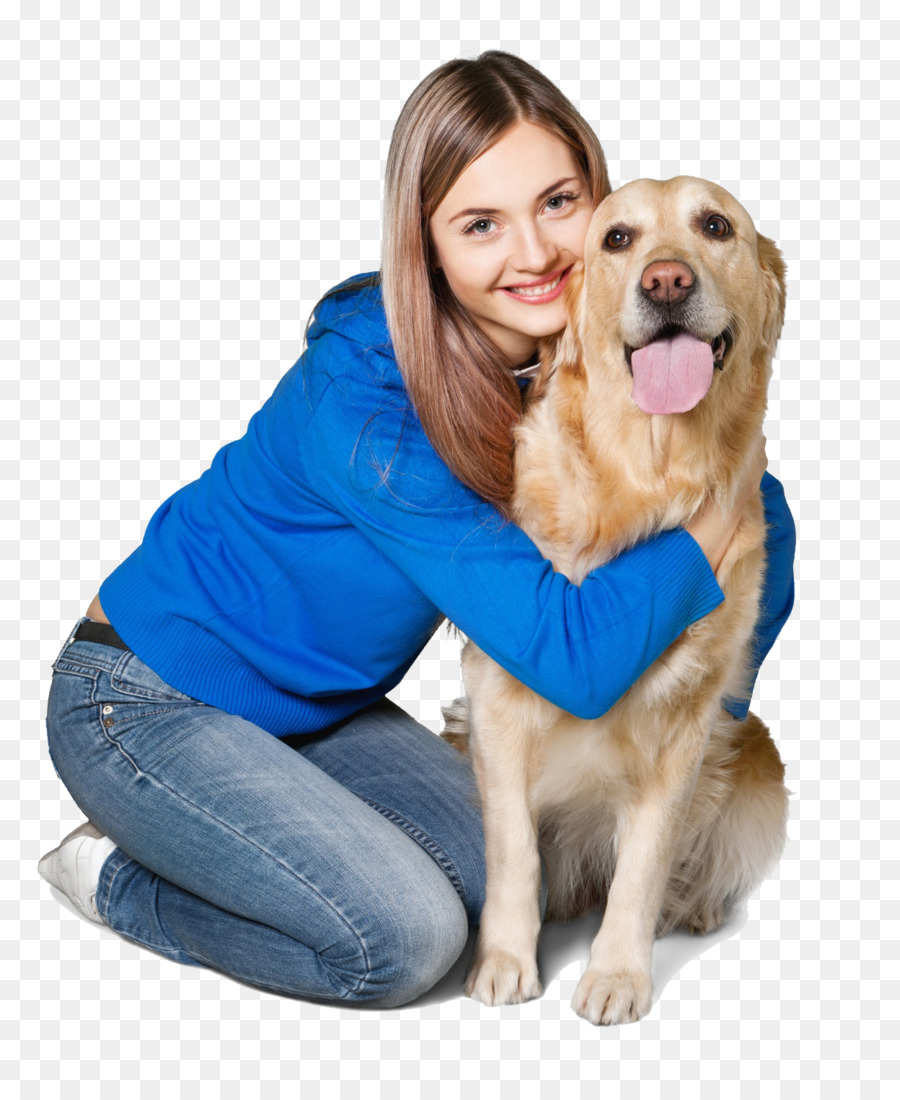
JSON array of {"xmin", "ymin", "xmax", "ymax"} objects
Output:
[{"xmin": 641, "ymin": 261, "xmax": 695, "ymax": 305}]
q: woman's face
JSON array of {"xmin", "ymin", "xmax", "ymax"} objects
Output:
[{"xmin": 428, "ymin": 121, "xmax": 594, "ymax": 364}]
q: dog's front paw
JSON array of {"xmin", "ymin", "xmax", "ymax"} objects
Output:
[
  {"xmin": 465, "ymin": 949, "xmax": 542, "ymax": 1006},
  {"xmin": 571, "ymin": 968, "xmax": 652, "ymax": 1026}
]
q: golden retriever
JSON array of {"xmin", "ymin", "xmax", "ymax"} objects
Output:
[{"xmin": 445, "ymin": 176, "xmax": 790, "ymax": 1025}]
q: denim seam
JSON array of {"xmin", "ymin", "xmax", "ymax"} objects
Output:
[
  {"xmin": 100, "ymin": 713, "xmax": 142, "ymax": 775},
  {"xmin": 174, "ymin": 946, "xmax": 324, "ymax": 999},
  {"xmin": 355, "ymin": 795, "xmax": 468, "ymax": 911},
  {"xmin": 109, "ymin": 685, "xmax": 199, "ymax": 705},
  {"xmin": 103, "ymin": 766, "xmax": 373, "ymax": 998},
  {"xmin": 50, "ymin": 664, "xmax": 100, "ymax": 683},
  {"xmin": 102, "ymin": 700, "xmax": 206, "ymax": 726},
  {"xmin": 52, "ymin": 661, "xmax": 107, "ymax": 681},
  {"xmin": 53, "ymin": 652, "xmax": 120, "ymax": 676}
]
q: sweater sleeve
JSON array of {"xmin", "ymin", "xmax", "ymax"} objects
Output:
[
  {"xmin": 723, "ymin": 470, "xmax": 797, "ymax": 719},
  {"xmin": 299, "ymin": 331, "xmax": 725, "ymax": 721}
]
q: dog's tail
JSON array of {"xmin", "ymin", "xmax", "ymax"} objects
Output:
[{"xmin": 440, "ymin": 695, "xmax": 470, "ymax": 754}]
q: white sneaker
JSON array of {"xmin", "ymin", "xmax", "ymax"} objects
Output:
[{"xmin": 38, "ymin": 821, "xmax": 116, "ymax": 924}]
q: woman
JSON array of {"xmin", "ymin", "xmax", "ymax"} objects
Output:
[{"xmin": 40, "ymin": 52, "xmax": 795, "ymax": 1008}]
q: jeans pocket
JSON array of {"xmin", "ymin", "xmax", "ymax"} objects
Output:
[{"xmin": 109, "ymin": 651, "xmax": 199, "ymax": 704}]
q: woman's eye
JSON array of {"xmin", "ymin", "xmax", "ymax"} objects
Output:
[
  {"xmin": 545, "ymin": 192, "xmax": 578, "ymax": 212},
  {"xmin": 465, "ymin": 218, "xmax": 496, "ymax": 236},
  {"xmin": 703, "ymin": 215, "xmax": 732, "ymax": 238},
  {"xmin": 604, "ymin": 229, "xmax": 630, "ymax": 249}
]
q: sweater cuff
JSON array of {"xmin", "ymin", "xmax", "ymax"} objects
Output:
[{"xmin": 620, "ymin": 526, "xmax": 725, "ymax": 629}]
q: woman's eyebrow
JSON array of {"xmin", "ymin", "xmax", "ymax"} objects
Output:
[{"xmin": 448, "ymin": 176, "xmax": 581, "ymax": 224}]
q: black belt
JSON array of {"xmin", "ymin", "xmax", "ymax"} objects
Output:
[{"xmin": 74, "ymin": 619, "xmax": 130, "ymax": 652}]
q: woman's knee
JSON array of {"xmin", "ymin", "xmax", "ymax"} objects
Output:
[{"xmin": 320, "ymin": 869, "xmax": 470, "ymax": 1008}]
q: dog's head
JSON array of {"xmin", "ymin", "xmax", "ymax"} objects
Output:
[{"xmin": 562, "ymin": 177, "xmax": 785, "ymax": 423}]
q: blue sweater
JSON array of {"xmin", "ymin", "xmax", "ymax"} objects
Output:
[{"xmin": 99, "ymin": 274, "xmax": 795, "ymax": 737}]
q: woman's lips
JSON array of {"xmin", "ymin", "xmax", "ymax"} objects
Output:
[{"xmin": 497, "ymin": 266, "xmax": 572, "ymax": 304}]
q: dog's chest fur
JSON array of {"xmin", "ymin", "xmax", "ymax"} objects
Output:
[
  {"xmin": 513, "ymin": 367, "xmax": 723, "ymax": 584},
  {"xmin": 486, "ymin": 366, "xmax": 768, "ymax": 826}
]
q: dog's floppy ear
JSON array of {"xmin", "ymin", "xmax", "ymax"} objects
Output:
[
  {"xmin": 550, "ymin": 264, "xmax": 586, "ymax": 379},
  {"xmin": 757, "ymin": 233, "xmax": 787, "ymax": 353}
]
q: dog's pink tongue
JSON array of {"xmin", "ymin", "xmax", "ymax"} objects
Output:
[{"xmin": 630, "ymin": 331, "xmax": 714, "ymax": 414}]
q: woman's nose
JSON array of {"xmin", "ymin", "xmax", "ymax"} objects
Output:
[{"xmin": 512, "ymin": 224, "xmax": 559, "ymax": 272}]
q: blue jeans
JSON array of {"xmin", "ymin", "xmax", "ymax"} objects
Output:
[{"xmin": 46, "ymin": 619, "xmax": 487, "ymax": 1008}]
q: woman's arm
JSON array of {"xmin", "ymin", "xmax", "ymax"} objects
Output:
[
  {"xmin": 723, "ymin": 470, "xmax": 797, "ymax": 719},
  {"xmin": 294, "ymin": 329, "xmax": 727, "ymax": 720},
  {"xmin": 682, "ymin": 441, "xmax": 798, "ymax": 717}
]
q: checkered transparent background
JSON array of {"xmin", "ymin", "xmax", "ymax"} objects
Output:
[{"xmin": 5, "ymin": 1, "xmax": 897, "ymax": 1097}]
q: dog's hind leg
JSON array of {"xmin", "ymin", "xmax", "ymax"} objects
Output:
[{"xmin": 658, "ymin": 710, "xmax": 789, "ymax": 937}]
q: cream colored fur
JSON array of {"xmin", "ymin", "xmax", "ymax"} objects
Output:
[{"xmin": 447, "ymin": 177, "xmax": 790, "ymax": 1025}]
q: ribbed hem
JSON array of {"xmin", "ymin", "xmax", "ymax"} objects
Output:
[{"xmin": 99, "ymin": 571, "xmax": 383, "ymax": 739}]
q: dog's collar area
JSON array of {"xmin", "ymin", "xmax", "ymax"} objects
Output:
[{"xmin": 512, "ymin": 355, "xmax": 541, "ymax": 380}]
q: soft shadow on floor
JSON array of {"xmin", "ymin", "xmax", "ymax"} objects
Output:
[{"xmin": 407, "ymin": 903, "xmax": 748, "ymax": 1011}]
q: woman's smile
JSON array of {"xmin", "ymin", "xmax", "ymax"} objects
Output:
[{"xmin": 498, "ymin": 265, "xmax": 573, "ymax": 302}]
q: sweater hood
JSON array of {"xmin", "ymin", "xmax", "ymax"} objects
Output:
[{"xmin": 305, "ymin": 272, "xmax": 392, "ymax": 353}]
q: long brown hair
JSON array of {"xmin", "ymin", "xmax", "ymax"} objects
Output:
[{"xmin": 380, "ymin": 51, "xmax": 610, "ymax": 517}]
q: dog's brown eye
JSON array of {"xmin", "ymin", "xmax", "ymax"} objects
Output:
[
  {"xmin": 605, "ymin": 229, "xmax": 630, "ymax": 249},
  {"xmin": 703, "ymin": 215, "xmax": 731, "ymax": 239}
]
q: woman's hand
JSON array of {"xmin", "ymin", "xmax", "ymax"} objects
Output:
[{"xmin": 685, "ymin": 435, "xmax": 768, "ymax": 574}]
